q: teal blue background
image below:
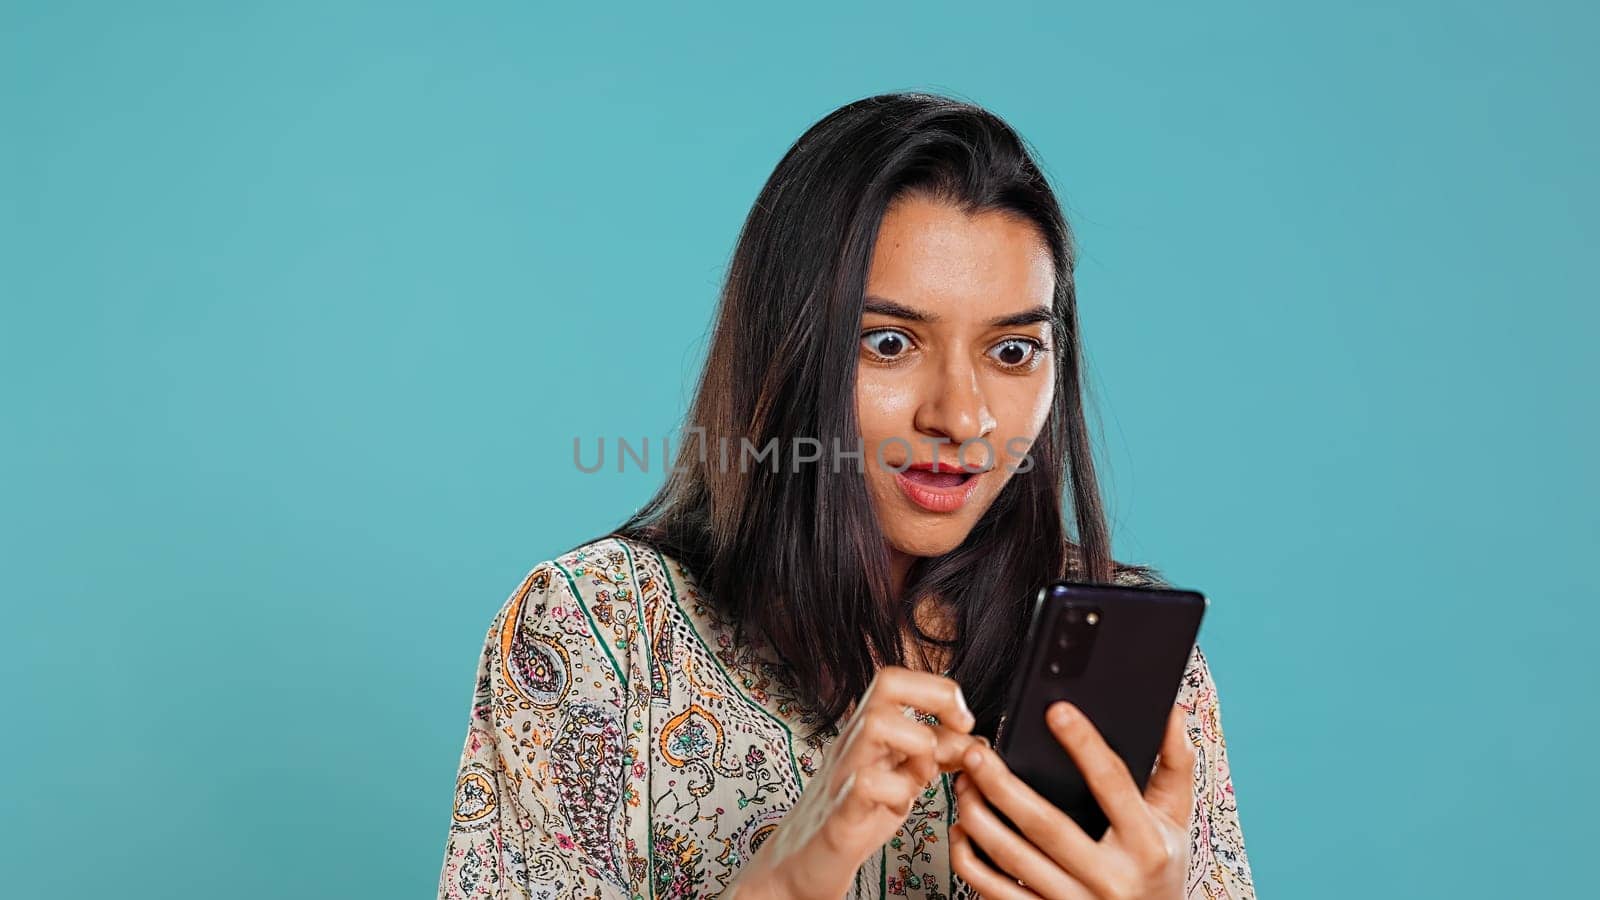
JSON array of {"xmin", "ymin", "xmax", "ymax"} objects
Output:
[{"xmin": 4, "ymin": 1, "xmax": 1595, "ymax": 896}]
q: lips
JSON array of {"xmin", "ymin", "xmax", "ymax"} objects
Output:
[{"xmin": 894, "ymin": 464, "xmax": 983, "ymax": 513}]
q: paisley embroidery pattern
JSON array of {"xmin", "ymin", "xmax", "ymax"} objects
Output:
[
  {"xmin": 659, "ymin": 704, "xmax": 725, "ymax": 768},
  {"xmin": 438, "ymin": 536, "xmax": 1257, "ymax": 898},
  {"xmin": 451, "ymin": 763, "xmax": 498, "ymax": 830},
  {"xmin": 505, "ymin": 631, "xmax": 571, "ymax": 709},
  {"xmin": 550, "ymin": 699, "xmax": 628, "ymax": 888}
]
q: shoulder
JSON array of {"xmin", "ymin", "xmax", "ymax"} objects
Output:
[
  {"xmin": 486, "ymin": 535, "xmax": 669, "ymax": 687},
  {"xmin": 1111, "ymin": 558, "xmax": 1170, "ymax": 588}
]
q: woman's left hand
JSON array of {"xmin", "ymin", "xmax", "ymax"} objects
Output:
[{"xmin": 949, "ymin": 700, "xmax": 1195, "ymax": 899}]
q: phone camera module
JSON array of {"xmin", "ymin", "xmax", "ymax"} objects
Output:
[{"xmin": 1050, "ymin": 604, "xmax": 1102, "ymax": 679}]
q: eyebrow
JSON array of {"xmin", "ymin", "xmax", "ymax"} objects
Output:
[{"xmin": 862, "ymin": 295, "xmax": 1057, "ymax": 329}]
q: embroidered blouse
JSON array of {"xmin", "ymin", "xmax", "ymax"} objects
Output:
[{"xmin": 437, "ymin": 535, "xmax": 1255, "ymax": 899}]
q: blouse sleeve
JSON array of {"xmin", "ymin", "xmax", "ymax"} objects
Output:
[
  {"xmin": 1176, "ymin": 643, "xmax": 1257, "ymax": 899},
  {"xmin": 437, "ymin": 561, "xmax": 645, "ymax": 900}
]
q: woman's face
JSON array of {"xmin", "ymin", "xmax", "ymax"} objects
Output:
[{"xmin": 856, "ymin": 193, "xmax": 1058, "ymax": 562}]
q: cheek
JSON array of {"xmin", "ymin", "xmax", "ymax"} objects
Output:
[
  {"xmin": 1028, "ymin": 376, "xmax": 1054, "ymax": 430},
  {"xmin": 855, "ymin": 368, "xmax": 918, "ymax": 442},
  {"xmin": 855, "ymin": 370, "xmax": 918, "ymax": 513},
  {"xmin": 994, "ymin": 375, "xmax": 1054, "ymax": 447}
]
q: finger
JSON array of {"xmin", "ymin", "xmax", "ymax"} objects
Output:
[
  {"xmin": 882, "ymin": 708, "xmax": 984, "ymax": 773},
  {"xmin": 864, "ymin": 666, "xmax": 976, "ymax": 733},
  {"xmin": 954, "ymin": 776, "xmax": 1084, "ymax": 897},
  {"xmin": 930, "ymin": 724, "xmax": 984, "ymax": 772},
  {"xmin": 957, "ymin": 741, "xmax": 1104, "ymax": 879},
  {"xmin": 837, "ymin": 707, "xmax": 945, "ymax": 786},
  {"xmin": 1046, "ymin": 702, "xmax": 1164, "ymax": 851},
  {"xmin": 1142, "ymin": 702, "xmax": 1198, "ymax": 826},
  {"xmin": 830, "ymin": 765, "xmax": 924, "ymax": 830},
  {"xmin": 948, "ymin": 823, "xmax": 1048, "ymax": 900}
]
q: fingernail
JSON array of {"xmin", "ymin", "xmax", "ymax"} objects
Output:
[
  {"xmin": 954, "ymin": 686, "xmax": 974, "ymax": 727},
  {"xmin": 963, "ymin": 746, "xmax": 984, "ymax": 770},
  {"xmin": 1048, "ymin": 702, "xmax": 1072, "ymax": 727}
]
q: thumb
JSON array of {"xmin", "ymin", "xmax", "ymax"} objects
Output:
[{"xmin": 1143, "ymin": 702, "xmax": 1197, "ymax": 825}]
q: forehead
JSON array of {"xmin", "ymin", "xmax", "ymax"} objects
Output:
[{"xmin": 866, "ymin": 196, "xmax": 1055, "ymax": 315}]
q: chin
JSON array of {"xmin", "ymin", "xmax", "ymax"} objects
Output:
[{"xmin": 883, "ymin": 519, "xmax": 979, "ymax": 559}]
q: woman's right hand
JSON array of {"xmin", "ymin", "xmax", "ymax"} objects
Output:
[{"xmin": 730, "ymin": 666, "xmax": 981, "ymax": 900}]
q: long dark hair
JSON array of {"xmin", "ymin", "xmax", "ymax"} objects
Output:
[{"xmin": 605, "ymin": 91, "xmax": 1158, "ymax": 739}]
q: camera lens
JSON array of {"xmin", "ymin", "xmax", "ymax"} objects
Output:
[{"xmin": 1048, "ymin": 660, "xmax": 1061, "ymax": 676}]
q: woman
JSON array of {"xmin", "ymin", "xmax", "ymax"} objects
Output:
[{"xmin": 438, "ymin": 92, "xmax": 1255, "ymax": 899}]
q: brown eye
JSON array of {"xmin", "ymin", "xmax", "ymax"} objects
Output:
[
  {"xmin": 988, "ymin": 338, "xmax": 1045, "ymax": 369},
  {"xmin": 861, "ymin": 328, "xmax": 912, "ymax": 360}
]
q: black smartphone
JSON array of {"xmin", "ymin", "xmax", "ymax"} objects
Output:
[{"xmin": 980, "ymin": 579, "xmax": 1206, "ymax": 848}]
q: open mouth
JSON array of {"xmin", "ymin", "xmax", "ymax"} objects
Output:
[
  {"xmin": 899, "ymin": 468, "xmax": 975, "ymax": 489},
  {"xmin": 894, "ymin": 466, "xmax": 983, "ymax": 512}
]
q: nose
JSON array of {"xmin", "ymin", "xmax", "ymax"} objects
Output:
[{"xmin": 912, "ymin": 353, "xmax": 997, "ymax": 456}]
